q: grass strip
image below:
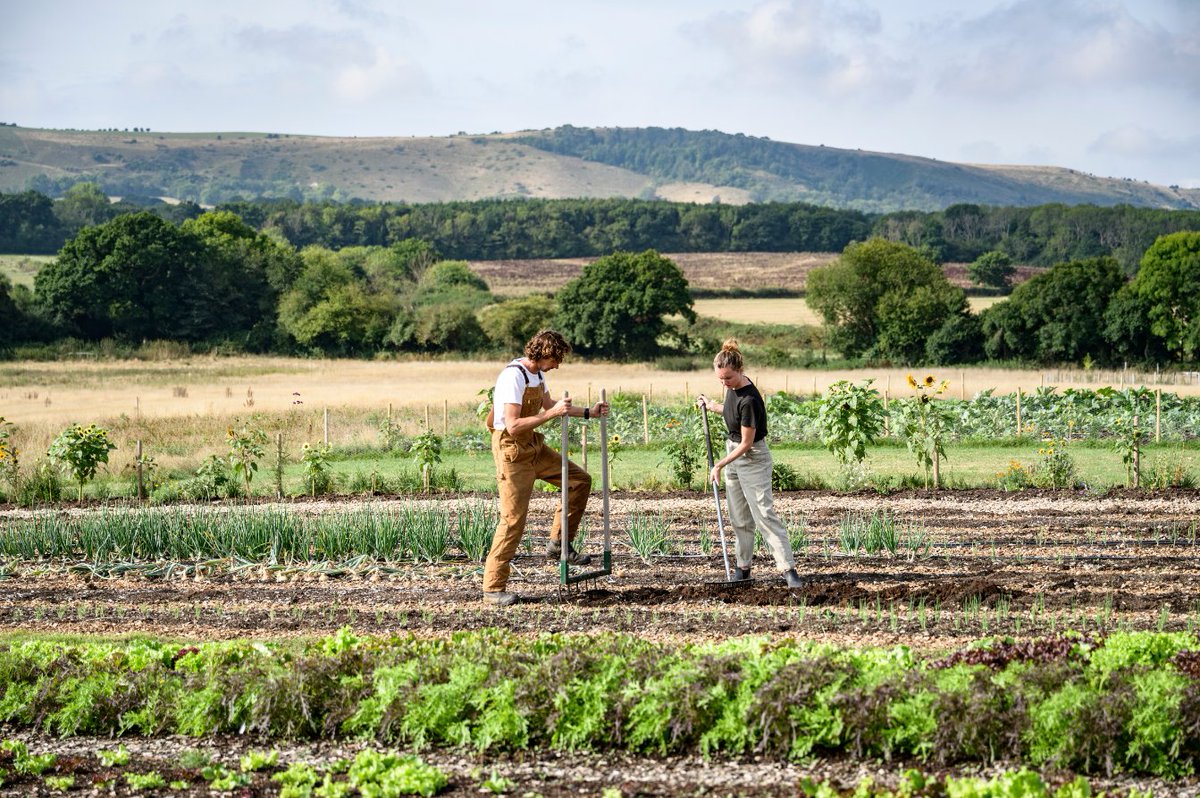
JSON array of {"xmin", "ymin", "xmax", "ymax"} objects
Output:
[{"xmin": 0, "ymin": 629, "xmax": 1196, "ymax": 778}]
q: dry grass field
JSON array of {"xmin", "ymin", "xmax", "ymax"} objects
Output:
[
  {"xmin": 692, "ymin": 295, "xmax": 1006, "ymax": 325},
  {"xmin": 471, "ymin": 251, "xmax": 841, "ymax": 296},
  {"xmin": 470, "ymin": 252, "xmax": 1041, "ymax": 297},
  {"xmin": 0, "ymin": 253, "xmax": 52, "ymax": 288},
  {"xmin": 5, "ymin": 356, "xmax": 1195, "ymax": 429}
]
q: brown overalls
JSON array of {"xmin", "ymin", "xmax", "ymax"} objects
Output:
[{"xmin": 483, "ymin": 365, "xmax": 591, "ymax": 593}]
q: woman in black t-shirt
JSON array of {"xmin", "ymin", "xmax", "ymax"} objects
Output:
[{"xmin": 698, "ymin": 339, "xmax": 802, "ymax": 588}]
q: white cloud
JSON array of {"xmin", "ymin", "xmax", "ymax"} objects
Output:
[
  {"xmin": 1089, "ymin": 125, "xmax": 1200, "ymax": 160},
  {"xmin": 686, "ymin": 0, "xmax": 913, "ymax": 98},
  {"xmin": 936, "ymin": 0, "xmax": 1200, "ymax": 99},
  {"xmin": 333, "ymin": 46, "xmax": 428, "ymax": 102}
]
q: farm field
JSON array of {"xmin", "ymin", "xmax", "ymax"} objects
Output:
[
  {"xmin": 1, "ymin": 492, "xmax": 1200, "ymax": 795},
  {"xmin": 5, "ymin": 356, "xmax": 1200, "ymax": 795},
  {"xmin": 0, "ymin": 253, "xmax": 52, "ymax": 288},
  {"xmin": 692, "ymin": 295, "xmax": 1006, "ymax": 326},
  {"xmin": 4, "ymin": 355, "xmax": 1195, "ymax": 427}
]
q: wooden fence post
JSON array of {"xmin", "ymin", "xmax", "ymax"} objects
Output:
[
  {"xmin": 323, "ymin": 407, "xmax": 330, "ymax": 446},
  {"xmin": 275, "ymin": 432, "xmax": 284, "ymax": 498},
  {"xmin": 642, "ymin": 395, "xmax": 650, "ymax": 445},
  {"xmin": 960, "ymin": 370, "xmax": 965, "ymax": 401},
  {"xmin": 883, "ymin": 390, "xmax": 890, "ymax": 437},
  {"xmin": 1133, "ymin": 414, "xmax": 1141, "ymax": 488},
  {"xmin": 136, "ymin": 440, "xmax": 145, "ymax": 501},
  {"xmin": 1155, "ymin": 389, "xmax": 1161, "ymax": 443},
  {"xmin": 1015, "ymin": 388, "xmax": 1022, "ymax": 437},
  {"xmin": 443, "ymin": 399, "xmax": 448, "ymax": 435}
]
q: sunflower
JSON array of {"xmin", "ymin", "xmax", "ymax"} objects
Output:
[
  {"xmin": 906, "ymin": 374, "xmax": 918, "ymax": 389},
  {"xmin": 924, "ymin": 375, "xmax": 935, "ymax": 387}
]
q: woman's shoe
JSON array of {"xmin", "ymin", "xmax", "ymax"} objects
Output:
[
  {"xmin": 784, "ymin": 568, "xmax": 803, "ymax": 588},
  {"xmin": 733, "ymin": 566, "xmax": 751, "ymax": 581}
]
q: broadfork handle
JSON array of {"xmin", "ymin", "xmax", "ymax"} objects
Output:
[{"xmin": 560, "ymin": 390, "xmax": 569, "ymax": 564}]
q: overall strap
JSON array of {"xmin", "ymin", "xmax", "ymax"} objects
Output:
[{"xmin": 507, "ymin": 362, "xmax": 542, "ymax": 385}]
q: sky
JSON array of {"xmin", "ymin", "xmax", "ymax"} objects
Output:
[{"xmin": 2, "ymin": 0, "xmax": 1198, "ymax": 187}]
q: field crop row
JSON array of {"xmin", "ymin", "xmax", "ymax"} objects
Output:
[{"xmin": 0, "ymin": 629, "xmax": 1196, "ymax": 779}]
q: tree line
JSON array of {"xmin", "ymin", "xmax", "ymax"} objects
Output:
[
  {"xmin": 1, "ymin": 209, "xmax": 694, "ymax": 360},
  {"xmin": 807, "ymin": 232, "xmax": 1200, "ymax": 366},
  {"xmin": 3, "ymin": 187, "xmax": 1198, "ymax": 272}
]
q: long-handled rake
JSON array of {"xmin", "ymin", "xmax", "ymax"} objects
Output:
[
  {"xmin": 700, "ymin": 400, "xmax": 753, "ymax": 588},
  {"xmin": 558, "ymin": 389, "xmax": 612, "ymax": 592}
]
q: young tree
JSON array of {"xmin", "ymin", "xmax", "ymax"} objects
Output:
[{"xmin": 554, "ymin": 249, "xmax": 694, "ymax": 359}]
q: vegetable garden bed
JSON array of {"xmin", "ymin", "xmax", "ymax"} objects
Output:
[{"xmin": 1, "ymin": 490, "xmax": 1199, "ymax": 796}]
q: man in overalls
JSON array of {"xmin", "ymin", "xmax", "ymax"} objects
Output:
[{"xmin": 483, "ymin": 329, "xmax": 609, "ymax": 606}]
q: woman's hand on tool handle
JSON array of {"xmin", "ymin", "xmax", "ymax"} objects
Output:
[
  {"xmin": 590, "ymin": 401, "xmax": 610, "ymax": 418},
  {"xmin": 708, "ymin": 464, "xmax": 722, "ymax": 485},
  {"xmin": 697, "ymin": 394, "xmax": 722, "ymax": 413}
]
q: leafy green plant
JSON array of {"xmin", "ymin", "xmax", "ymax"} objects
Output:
[
  {"xmin": 274, "ymin": 762, "xmax": 320, "ymax": 798},
  {"xmin": 301, "ymin": 443, "xmax": 335, "ymax": 497},
  {"xmin": 203, "ymin": 764, "xmax": 251, "ymax": 790},
  {"xmin": 97, "ymin": 744, "xmax": 130, "ymax": 767},
  {"xmin": 43, "ymin": 775, "xmax": 74, "ymax": 792},
  {"xmin": 412, "ymin": 430, "xmax": 443, "ymax": 491},
  {"xmin": 818, "ymin": 379, "xmax": 885, "ymax": 471},
  {"xmin": 47, "ymin": 422, "xmax": 116, "ymax": 500},
  {"xmin": 378, "ymin": 416, "xmax": 403, "ymax": 452},
  {"xmin": 480, "ymin": 769, "xmax": 515, "ymax": 794},
  {"xmin": 661, "ymin": 415, "xmax": 702, "ymax": 488},
  {"xmin": 126, "ymin": 771, "xmax": 167, "ymax": 790},
  {"xmin": 227, "ymin": 424, "xmax": 268, "ymax": 498},
  {"xmin": 346, "ymin": 749, "xmax": 448, "ymax": 797},
  {"xmin": 240, "ymin": 748, "xmax": 280, "ymax": 772}
]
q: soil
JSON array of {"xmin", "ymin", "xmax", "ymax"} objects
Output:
[{"xmin": 2, "ymin": 489, "xmax": 1199, "ymax": 796}]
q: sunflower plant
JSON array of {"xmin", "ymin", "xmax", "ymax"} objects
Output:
[{"xmin": 896, "ymin": 374, "xmax": 953, "ymax": 489}]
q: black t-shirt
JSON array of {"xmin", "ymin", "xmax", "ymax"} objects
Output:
[{"xmin": 723, "ymin": 380, "xmax": 767, "ymax": 443}]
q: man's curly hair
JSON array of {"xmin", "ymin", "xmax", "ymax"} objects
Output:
[{"xmin": 525, "ymin": 329, "xmax": 572, "ymax": 362}]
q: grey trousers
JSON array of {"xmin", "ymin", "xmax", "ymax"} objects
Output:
[{"xmin": 725, "ymin": 439, "xmax": 795, "ymax": 571}]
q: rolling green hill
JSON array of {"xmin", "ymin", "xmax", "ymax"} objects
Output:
[{"xmin": 1, "ymin": 124, "xmax": 1195, "ymax": 213}]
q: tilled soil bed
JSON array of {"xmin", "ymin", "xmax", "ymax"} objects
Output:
[{"xmin": 2, "ymin": 489, "xmax": 1199, "ymax": 796}]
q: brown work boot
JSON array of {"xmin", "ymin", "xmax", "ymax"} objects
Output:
[
  {"xmin": 545, "ymin": 541, "xmax": 592, "ymax": 566},
  {"xmin": 482, "ymin": 591, "xmax": 518, "ymax": 607}
]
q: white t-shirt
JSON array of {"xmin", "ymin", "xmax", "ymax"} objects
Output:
[{"xmin": 492, "ymin": 360, "xmax": 545, "ymax": 431}]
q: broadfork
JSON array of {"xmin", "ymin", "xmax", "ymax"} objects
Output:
[
  {"xmin": 557, "ymin": 389, "xmax": 612, "ymax": 594},
  {"xmin": 699, "ymin": 399, "xmax": 754, "ymax": 588}
]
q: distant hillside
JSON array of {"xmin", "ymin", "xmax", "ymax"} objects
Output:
[{"xmin": 1, "ymin": 124, "xmax": 1196, "ymax": 212}]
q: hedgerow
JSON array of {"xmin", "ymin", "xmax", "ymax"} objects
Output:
[{"xmin": 0, "ymin": 629, "xmax": 1197, "ymax": 777}]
